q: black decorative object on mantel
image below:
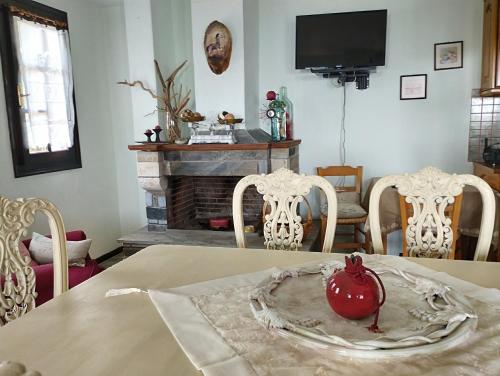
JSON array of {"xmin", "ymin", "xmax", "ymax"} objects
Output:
[
  {"xmin": 153, "ymin": 126, "xmax": 162, "ymax": 143},
  {"xmin": 144, "ymin": 129, "xmax": 153, "ymax": 143}
]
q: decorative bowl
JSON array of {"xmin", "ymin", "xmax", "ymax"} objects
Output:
[
  {"xmin": 218, "ymin": 118, "xmax": 243, "ymax": 125},
  {"xmin": 182, "ymin": 115, "xmax": 206, "ymax": 123}
]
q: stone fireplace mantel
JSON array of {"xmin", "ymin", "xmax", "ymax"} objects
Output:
[{"xmin": 128, "ymin": 130, "xmax": 300, "ymax": 231}]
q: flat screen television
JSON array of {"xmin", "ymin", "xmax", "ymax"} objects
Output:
[{"xmin": 295, "ymin": 10, "xmax": 387, "ymax": 70}]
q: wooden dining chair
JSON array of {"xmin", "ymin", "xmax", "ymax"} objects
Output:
[
  {"xmin": 316, "ymin": 166, "xmax": 368, "ymax": 252},
  {"xmin": 0, "ymin": 196, "xmax": 68, "ymax": 326},
  {"xmin": 233, "ymin": 168, "xmax": 338, "ymax": 252},
  {"xmin": 369, "ymin": 167, "xmax": 495, "ymax": 261}
]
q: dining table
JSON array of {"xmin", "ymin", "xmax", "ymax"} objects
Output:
[{"xmin": 1, "ymin": 244, "xmax": 500, "ymax": 375}]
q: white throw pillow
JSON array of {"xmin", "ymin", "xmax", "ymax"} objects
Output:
[{"xmin": 29, "ymin": 232, "xmax": 91, "ymax": 267}]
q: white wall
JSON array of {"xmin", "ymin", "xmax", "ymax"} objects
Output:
[
  {"xmin": 243, "ymin": 0, "xmax": 260, "ymax": 129},
  {"xmin": 0, "ymin": 0, "xmax": 123, "ymax": 258},
  {"xmin": 101, "ymin": 3, "xmax": 146, "ymax": 237},
  {"xmin": 123, "ymin": 0, "xmax": 158, "ymax": 141},
  {"xmin": 151, "ymin": 0, "xmax": 195, "ymax": 138},
  {"xmin": 191, "ymin": 0, "xmax": 246, "ymax": 120},
  {"xmin": 259, "ymin": 0, "xmax": 482, "ymax": 183}
]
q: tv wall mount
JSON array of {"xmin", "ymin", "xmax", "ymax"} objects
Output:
[{"xmin": 310, "ymin": 67, "xmax": 377, "ymax": 90}]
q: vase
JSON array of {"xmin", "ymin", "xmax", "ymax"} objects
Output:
[
  {"xmin": 164, "ymin": 111, "xmax": 181, "ymax": 143},
  {"xmin": 279, "ymin": 86, "xmax": 294, "ymax": 140}
]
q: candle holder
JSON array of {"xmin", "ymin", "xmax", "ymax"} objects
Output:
[
  {"xmin": 153, "ymin": 126, "xmax": 162, "ymax": 143},
  {"xmin": 144, "ymin": 129, "xmax": 153, "ymax": 143}
]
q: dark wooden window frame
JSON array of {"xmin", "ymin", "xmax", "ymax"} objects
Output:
[{"xmin": 0, "ymin": 0, "xmax": 81, "ymax": 178}]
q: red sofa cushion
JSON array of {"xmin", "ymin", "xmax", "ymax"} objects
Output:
[
  {"xmin": 33, "ymin": 260, "xmax": 103, "ymax": 306},
  {"xmin": 18, "ymin": 241, "xmax": 38, "ymax": 267}
]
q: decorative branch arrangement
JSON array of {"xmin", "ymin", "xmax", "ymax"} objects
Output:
[{"xmin": 118, "ymin": 60, "xmax": 191, "ymax": 142}]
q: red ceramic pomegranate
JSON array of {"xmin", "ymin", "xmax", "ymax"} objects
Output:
[{"xmin": 326, "ymin": 255, "xmax": 386, "ymax": 332}]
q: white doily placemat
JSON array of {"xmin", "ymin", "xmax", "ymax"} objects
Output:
[{"xmin": 147, "ymin": 255, "xmax": 500, "ymax": 376}]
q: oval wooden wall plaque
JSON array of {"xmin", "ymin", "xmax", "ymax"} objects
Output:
[{"xmin": 204, "ymin": 21, "xmax": 232, "ymax": 75}]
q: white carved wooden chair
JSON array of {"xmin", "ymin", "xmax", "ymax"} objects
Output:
[
  {"xmin": 0, "ymin": 360, "xmax": 41, "ymax": 375},
  {"xmin": 233, "ymin": 168, "xmax": 338, "ymax": 252},
  {"xmin": 0, "ymin": 197, "xmax": 68, "ymax": 326},
  {"xmin": 369, "ymin": 167, "xmax": 495, "ymax": 261}
]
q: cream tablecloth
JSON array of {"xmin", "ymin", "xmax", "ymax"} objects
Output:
[{"xmin": 146, "ymin": 253, "xmax": 500, "ymax": 376}]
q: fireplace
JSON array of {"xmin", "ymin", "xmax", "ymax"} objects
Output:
[{"xmin": 130, "ymin": 129, "xmax": 300, "ymax": 232}]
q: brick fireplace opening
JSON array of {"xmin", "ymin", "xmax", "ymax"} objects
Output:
[{"xmin": 166, "ymin": 176, "xmax": 263, "ymax": 230}]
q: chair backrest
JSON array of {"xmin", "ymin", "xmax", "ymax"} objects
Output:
[
  {"xmin": 399, "ymin": 193, "xmax": 463, "ymax": 259},
  {"xmin": 0, "ymin": 196, "xmax": 68, "ymax": 326},
  {"xmin": 316, "ymin": 165, "xmax": 363, "ymax": 194},
  {"xmin": 369, "ymin": 167, "xmax": 495, "ymax": 261},
  {"xmin": 233, "ymin": 168, "xmax": 338, "ymax": 252}
]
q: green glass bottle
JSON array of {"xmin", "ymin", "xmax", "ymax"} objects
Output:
[
  {"xmin": 279, "ymin": 86, "xmax": 293, "ymax": 140},
  {"xmin": 267, "ymin": 94, "xmax": 286, "ymax": 142}
]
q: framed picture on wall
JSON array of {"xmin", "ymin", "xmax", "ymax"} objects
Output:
[
  {"xmin": 434, "ymin": 41, "xmax": 463, "ymax": 70},
  {"xmin": 400, "ymin": 74, "xmax": 427, "ymax": 100}
]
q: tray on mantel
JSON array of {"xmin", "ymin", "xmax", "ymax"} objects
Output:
[{"xmin": 250, "ymin": 261, "xmax": 477, "ymax": 359}]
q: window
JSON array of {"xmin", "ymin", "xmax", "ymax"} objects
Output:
[{"xmin": 0, "ymin": 0, "xmax": 81, "ymax": 177}]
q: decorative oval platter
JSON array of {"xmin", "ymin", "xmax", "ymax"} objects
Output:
[{"xmin": 249, "ymin": 261, "xmax": 477, "ymax": 359}]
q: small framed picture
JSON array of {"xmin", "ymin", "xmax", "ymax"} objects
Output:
[
  {"xmin": 434, "ymin": 41, "xmax": 463, "ymax": 70},
  {"xmin": 400, "ymin": 74, "xmax": 427, "ymax": 100}
]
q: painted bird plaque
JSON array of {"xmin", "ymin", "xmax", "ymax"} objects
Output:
[{"xmin": 204, "ymin": 21, "xmax": 232, "ymax": 75}]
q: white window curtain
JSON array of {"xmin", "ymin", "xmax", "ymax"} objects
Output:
[{"xmin": 11, "ymin": 16, "xmax": 75, "ymax": 154}]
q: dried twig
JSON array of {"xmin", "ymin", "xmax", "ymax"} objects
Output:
[
  {"xmin": 118, "ymin": 60, "xmax": 191, "ymax": 141},
  {"xmin": 176, "ymin": 89, "xmax": 191, "ymax": 114},
  {"xmin": 144, "ymin": 107, "xmax": 161, "ymax": 117},
  {"xmin": 117, "ymin": 80, "xmax": 158, "ymax": 99},
  {"xmin": 166, "ymin": 60, "xmax": 188, "ymax": 83},
  {"xmin": 154, "ymin": 60, "xmax": 167, "ymax": 90}
]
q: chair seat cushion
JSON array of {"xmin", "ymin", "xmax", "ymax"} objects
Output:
[
  {"xmin": 337, "ymin": 203, "xmax": 367, "ymax": 219},
  {"xmin": 320, "ymin": 191, "xmax": 367, "ymax": 219},
  {"xmin": 320, "ymin": 201, "xmax": 367, "ymax": 218}
]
